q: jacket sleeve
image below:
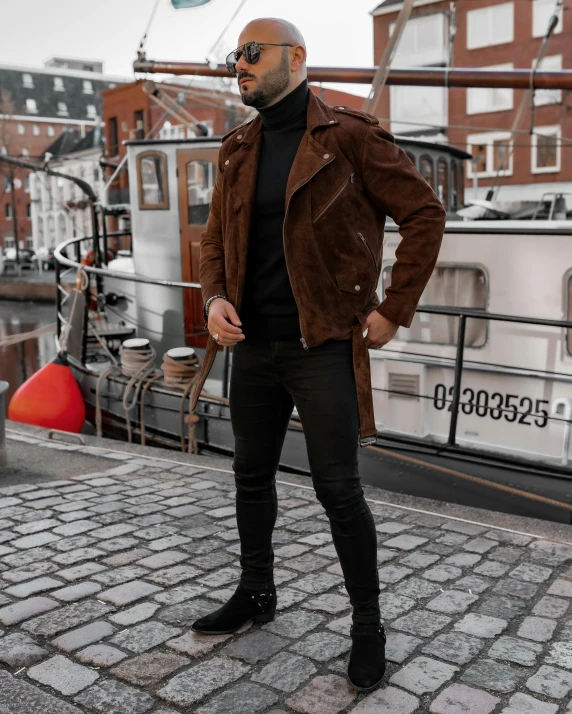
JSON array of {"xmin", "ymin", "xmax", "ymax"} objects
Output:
[
  {"xmin": 360, "ymin": 124, "xmax": 446, "ymax": 328},
  {"xmin": 199, "ymin": 154, "xmax": 228, "ymax": 320}
]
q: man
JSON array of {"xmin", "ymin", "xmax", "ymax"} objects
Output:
[{"xmin": 189, "ymin": 17, "xmax": 446, "ymax": 692}]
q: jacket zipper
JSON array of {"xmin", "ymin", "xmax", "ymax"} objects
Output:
[
  {"xmin": 313, "ymin": 172, "xmax": 354, "ymax": 224},
  {"xmin": 283, "ymin": 154, "xmax": 336, "ymax": 350},
  {"xmin": 357, "ymin": 231, "xmax": 377, "ymax": 272}
]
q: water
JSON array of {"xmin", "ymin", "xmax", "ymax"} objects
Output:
[{"xmin": 0, "ymin": 301, "xmax": 57, "ymax": 416}]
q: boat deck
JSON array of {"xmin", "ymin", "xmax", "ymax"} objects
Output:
[{"xmin": 1, "ymin": 422, "xmax": 571, "ymax": 713}]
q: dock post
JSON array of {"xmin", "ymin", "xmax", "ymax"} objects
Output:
[{"xmin": 0, "ymin": 382, "xmax": 9, "ymax": 468}]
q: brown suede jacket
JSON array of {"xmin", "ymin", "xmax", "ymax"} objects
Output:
[{"xmin": 189, "ymin": 89, "xmax": 446, "ymax": 445}]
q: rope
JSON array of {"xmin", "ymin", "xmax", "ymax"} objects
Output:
[
  {"xmin": 0, "ymin": 323, "xmax": 56, "ymax": 348},
  {"xmin": 95, "ymin": 342, "xmax": 157, "ymax": 442},
  {"xmin": 140, "ymin": 350, "xmax": 202, "ymax": 454}
]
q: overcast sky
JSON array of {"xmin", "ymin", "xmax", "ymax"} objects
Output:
[{"xmin": 2, "ymin": 0, "xmax": 381, "ymax": 96}]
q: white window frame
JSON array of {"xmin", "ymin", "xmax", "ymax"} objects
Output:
[
  {"xmin": 57, "ymin": 102, "xmax": 68, "ymax": 117},
  {"xmin": 32, "ymin": 124, "xmax": 40, "ymax": 136},
  {"xmin": 86, "ymin": 104, "xmax": 97, "ymax": 118},
  {"xmin": 5, "ymin": 204, "xmax": 12, "ymax": 220},
  {"xmin": 82, "ymin": 80, "xmax": 94, "ymax": 94},
  {"xmin": 532, "ymin": 0, "xmax": 563, "ymax": 38},
  {"xmin": 47, "ymin": 125, "xmax": 55, "ymax": 137},
  {"xmin": 531, "ymin": 125, "xmax": 561, "ymax": 174},
  {"xmin": 53, "ymin": 77, "xmax": 64, "ymax": 92},
  {"xmin": 17, "ymin": 123, "xmax": 25, "ymax": 135},
  {"xmin": 533, "ymin": 54, "xmax": 562, "ymax": 106},
  {"xmin": 467, "ymin": 131, "xmax": 513, "ymax": 179},
  {"xmin": 466, "ymin": 63, "xmax": 514, "ymax": 115},
  {"xmin": 22, "ymin": 73, "xmax": 34, "ymax": 89},
  {"xmin": 26, "ymin": 98, "xmax": 38, "ymax": 114},
  {"xmin": 390, "ymin": 12, "xmax": 448, "ymax": 67},
  {"xmin": 467, "ymin": 2, "xmax": 514, "ymax": 50}
]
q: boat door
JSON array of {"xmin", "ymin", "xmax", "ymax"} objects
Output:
[{"xmin": 177, "ymin": 147, "xmax": 219, "ymax": 348}]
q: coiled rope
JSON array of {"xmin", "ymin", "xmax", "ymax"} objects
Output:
[
  {"xmin": 95, "ymin": 343, "xmax": 201, "ymax": 453},
  {"xmin": 140, "ymin": 350, "xmax": 201, "ymax": 454}
]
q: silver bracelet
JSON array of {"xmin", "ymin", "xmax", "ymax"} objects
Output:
[{"xmin": 204, "ymin": 294, "xmax": 228, "ymax": 321}]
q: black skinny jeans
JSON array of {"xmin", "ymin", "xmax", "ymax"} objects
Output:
[{"xmin": 229, "ymin": 335, "xmax": 381, "ymax": 625}]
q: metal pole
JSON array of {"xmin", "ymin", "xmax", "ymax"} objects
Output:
[
  {"xmin": 447, "ymin": 314, "xmax": 467, "ymax": 447},
  {"xmin": 55, "ymin": 259, "xmax": 62, "ymax": 340},
  {"xmin": 0, "ymin": 381, "xmax": 9, "ymax": 468}
]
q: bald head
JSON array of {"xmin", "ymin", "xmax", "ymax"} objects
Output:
[
  {"xmin": 238, "ymin": 18, "xmax": 306, "ymax": 52},
  {"xmin": 235, "ymin": 18, "xmax": 307, "ymax": 109}
]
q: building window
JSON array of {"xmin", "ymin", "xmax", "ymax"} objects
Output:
[
  {"xmin": 451, "ymin": 161, "xmax": 464, "ymax": 210},
  {"xmin": 533, "ymin": 55, "xmax": 562, "ymax": 106},
  {"xmin": 22, "ymin": 148, "xmax": 29, "ymax": 157},
  {"xmin": 390, "ymin": 85, "xmax": 447, "ymax": 134},
  {"xmin": 48, "ymin": 125, "xmax": 55, "ymax": 137},
  {"xmin": 22, "ymin": 73, "xmax": 34, "ymax": 88},
  {"xmin": 4, "ymin": 237, "xmax": 15, "ymax": 250},
  {"xmin": 389, "ymin": 12, "xmax": 447, "ymax": 67},
  {"xmin": 24, "ymin": 175, "xmax": 30, "ymax": 193},
  {"xmin": 57, "ymin": 102, "xmax": 68, "ymax": 117},
  {"xmin": 26, "ymin": 98, "xmax": 38, "ymax": 114},
  {"xmin": 467, "ymin": 64, "xmax": 514, "ymax": 114},
  {"xmin": 437, "ymin": 158, "xmax": 449, "ymax": 209},
  {"xmin": 532, "ymin": 126, "xmax": 561, "ymax": 174},
  {"xmin": 533, "ymin": 0, "xmax": 563, "ymax": 38},
  {"xmin": 86, "ymin": 104, "xmax": 97, "ymax": 118},
  {"xmin": 134, "ymin": 110, "xmax": 145, "ymax": 140},
  {"xmin": 467, "ymin": 2, "xmax": 514, "ymax": 50},
  {"xmin": 419, "ymin": 155, "xmax": 435, "ymax": 190},
  {"xmin": 83, "ymin": 80, "xmax": 93, "ymax": 94},
  {"xmin": 25, "ymin": 235, "xmax": 33, "ymax": 250},
  {"xmin": 137, "ymin": 152, "xmax": 168, "ymax": 210},
  {"xmin": 54, "ymin": 77, "xmax": 64, "ymax": 91},
  {"xmin": 93, "ymin": 167, "xmax": 100, "ymax": 184},
  {"xmin": 405, "ymin": 152, "xmax": 416, "ymax": 168},
  {"xmin": 17, "ymin": 123, "xmax": 25, "ymax": 135},
  {"xmin": 5, "ymin": 204, "xmax": 12, "ymax": 220},
  {"xmin": 382, "ymin": 264, "xmax": 487, "ymax": 346},
  {"xmin": 1, "ymin": 146, "xmax": 6, "ymax": 155},
  {"xmin": 26, "ymin": 204, "xmax": 31, "ymax": 219},
  {"xmin": 108, "ymin": 117, "xmax": 118, "ymax": 156},
  {"xmin": 3, "ymin": 176, "xmax": 10, "ymax": 192},
  {"xmin": 32, "ymin": 124, "xmax": 40, "ymax": 136},
  {"xmin": 467, "ymin": 132, "xmax": 513, "ymax": 178}
]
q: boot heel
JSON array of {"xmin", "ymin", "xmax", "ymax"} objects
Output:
[{"xmin": 254, "ymin": 609, "xmax": 275, "ymax": 624}]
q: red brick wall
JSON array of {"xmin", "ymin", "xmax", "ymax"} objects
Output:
[{"xmin": 373, "ymin": 0, "xmax": 571, "ymax": 190}]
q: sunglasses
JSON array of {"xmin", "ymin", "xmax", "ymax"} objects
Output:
[{"xmin": 226, "ymin": 41, "xmax": 294, "ymax": 76}]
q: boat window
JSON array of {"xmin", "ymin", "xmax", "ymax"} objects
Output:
[
  {"xmin": 437, "ymin": 158, "xmax": 449, "ymax": 209},
  {"xmin": 419, "ymin": 155, "xmax": 434, "ymax": 190},
  {"xmin": 566, "ymin": 275, "xmax": 572, "ymax": 356},
  {"xmin": 186, "ymin": 160, "xmax": 216, "ymax": 225},
  {"xmin": 405, "ymin": 151, "xmax": 416, "ymax": 168},
  {"xmin": 382, "ymin": 264, "xmax": 488, "ymax": 347},
  {"xmin": 137, "ymin": 152, "xmax": 168, "ymax": 210}
]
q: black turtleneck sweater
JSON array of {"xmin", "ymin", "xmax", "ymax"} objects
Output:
[{"xmin": 239, "ymin": 79, "xmax": 309, "ymax": 341}]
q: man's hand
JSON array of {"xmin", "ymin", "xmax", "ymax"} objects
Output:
[
  {"xmin": 363, "ymin": 310, "xmax": 399, "ymax": 349},
  {"xmin": 207, "ymin": 299, "xmax": 245, "ymax": 346}
]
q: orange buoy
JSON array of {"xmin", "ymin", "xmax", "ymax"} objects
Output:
[{"xmin": 8, "ymin": 353, "xmax": 85, "ymax": 433}]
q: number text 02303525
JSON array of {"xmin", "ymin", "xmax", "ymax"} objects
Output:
[{"xmin": 433, "ymin": 384, "xmax": 549, "ymax": 428}]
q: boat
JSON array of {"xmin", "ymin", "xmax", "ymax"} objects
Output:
[{"xmin": 3, "ymin": 60, "xmax": 572, "ymax": 525}]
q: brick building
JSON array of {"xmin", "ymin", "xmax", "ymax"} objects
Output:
[
  {"xmin": 0, "ymin": 58, "xmax": 126, "ymax": 254},
  {"xmin": 372, "ymin": 0, "xmax": 571, "ymax": 201}
]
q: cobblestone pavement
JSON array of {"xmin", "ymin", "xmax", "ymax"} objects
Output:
[{"xmin": 1, "ymin": 430, "xmax": 572, "ymax": 714}]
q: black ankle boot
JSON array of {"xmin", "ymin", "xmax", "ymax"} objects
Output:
[
  {"xmin": 191, "ymin": 584, "xmax": 277, "ymax": 635},
  {"xmin": 347, "ymin": 622, "xmax": 386, "ymax": 691}
]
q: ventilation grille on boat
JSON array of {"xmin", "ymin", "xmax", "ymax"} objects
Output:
[{"xmin": 388, "ymin": 373, "xmax": 420, "ymax": 400}]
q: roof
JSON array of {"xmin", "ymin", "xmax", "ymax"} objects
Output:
[
  {"xmin": 372, "ymin": 0, "xmax": 441, "ymax": 15},
  {"xmin": 44, "ymin": 125, "xmax": 103, "ymax": 158},
  {"xmin": 0, "ymin": 63, "xmax": 127, "ymax": 122}
]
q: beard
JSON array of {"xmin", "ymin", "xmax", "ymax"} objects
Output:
[{"xmin": 239, "ymin": 49, "xmax": 290, "ymax": 108}]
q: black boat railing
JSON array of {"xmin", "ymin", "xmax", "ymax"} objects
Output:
[{"xmin": 54, "ymin": 234, "xmax": 572, "ymax": 466}]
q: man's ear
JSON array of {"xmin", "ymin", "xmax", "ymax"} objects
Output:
[{"xmin": 291, "ymin": 45, "xmax": 306, "ymax": 71}]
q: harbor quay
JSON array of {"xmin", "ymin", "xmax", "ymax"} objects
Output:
[{"xmin": 0, "ymin": 424, "xmax": 571, "ymax": 714}]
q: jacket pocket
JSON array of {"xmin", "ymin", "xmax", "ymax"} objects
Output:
[
  {"xmin": 313, "ymin": 172, "xmax": 354, "ymax": 223},
  {"xmin": 357, "ymin": 231, "xmax": 377, "ymax": 272},
  {"xmin": 335, "ymin": 271, "xmax": 367, "ymax": 295}
]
